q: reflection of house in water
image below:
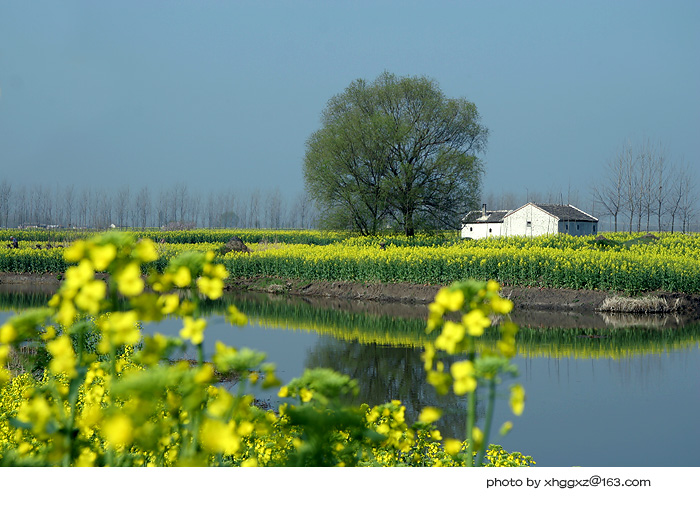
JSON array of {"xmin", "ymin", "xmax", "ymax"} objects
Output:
[{"xmin": 461, "ymin": 202, "xmax": 598, "ymax": 239}]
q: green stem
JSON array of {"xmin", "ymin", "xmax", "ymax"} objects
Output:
[
  {"xmin": 465, "ymin": 348, "xmax": 477, "ymax": 467},
  {"xmin": 196, "ymin": 342, "xmax": 204, "ymax": 368},
  {"xmin": 466, "ymin": 388, "xmax": 476, "ymax": 467},
  {"xmin": 193, "ymin": 281, "xmax": 204, "ymax": 368},
  {"xmin": 229, "ymin": 372, "xmax": 248, "ymax": 420},
  {"xmin": 475, "ymin": 377, "xmax": 496, "ymax": 467},
  {"xmin": 61, "ymin": 327, "xmax": 87, "ymax": 466}
]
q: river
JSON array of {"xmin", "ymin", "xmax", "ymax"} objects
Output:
[{"xmin": 1, "ymin": 285, "xmax": 698, "ymax": 467}]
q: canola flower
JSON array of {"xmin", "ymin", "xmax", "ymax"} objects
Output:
[
  {"xmin": 217, "ymin": 232, "xmax": 700, "ymax": 293},
  {"xmin": 422, "ymin": 279, "xmax": 524, "ymax": 466},
  {"xmin": 0, "ymin": 232, "xmax": 534, "ymax": 467},
  {"xmin": 3, "ymin": 230, "xmax": 699, "ymax": 293}
]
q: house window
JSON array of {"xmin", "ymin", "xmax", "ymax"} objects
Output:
[
  {"xmin": 489, "ymin": 228, "xmax": 492, "ymax": 233},
  {"xmin": 565, "ymin": 224, "xmax": 568, "ymax": 231},
  {"xmin": 593, "ymin": 225, "xmax": 597, "ymax": 233},
  {"xmin": 526, "ymin": 221, "xmax": 531, "ymax": 228},
  {"xmin": 577, "ymin": 224, "xmax": 580, "ymax": 230},
  {"xmin": 469, "ymin": 227, "xmax": 473, "ymax": 231}
]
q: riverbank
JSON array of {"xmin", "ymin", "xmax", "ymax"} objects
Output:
[
  {"xmin": 223, "ymin": 276, "xmax": 700, "ymax": 317},
  {"xmin": 2, "ymin": 271, "xmax": 700, "ymax": 317}
]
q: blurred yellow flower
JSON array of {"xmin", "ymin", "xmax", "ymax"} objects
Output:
[
  {"xmin": 180, "ymin": 316, "xmax": 206, "ymax": 345},
  {"xmin": 434, "ymin": 288, "xmax": 464, "ymax": 312},
  {"xmin": 56, "ymin": 301, "xmax": 77, "ymax": 327},
  {"xmin": 134, "ymin": 239, "xmax": 159, "ymax": 262},
  {"xmin": 102, "ymin": 414, "xmax": 134, "ymax": 449},
  {"xmin": 41, "ymin": 325, "xmax": 57, "ymax": 342},
  {"xmin": 194, "ymin": 364, "xmax": 214, "ymax": 385},
  {"xmin": 418, "ymin": 406, "xmax": 442, "ymax": 424},
  {"xmin": 90, "ymin": 243, "xmax": 117, "ymax": 271},
  {"xmin": 64, "ymin": 259, "xmax": 95, "ymax": 290},
  {"xmin": 499, "ymin": 421, "xmax": 513, "ymax": 436},
  {"xmin": 47, "ymin": 335, "xmax": 77, "ymax": 378},
  {"xmin": 0, "ymin": 323, "xmax": 17, "ymax": 344},
  {"xmin": 172, "ymin": 266, "xmax": 191, "ymax": 288},
  {"xmin": 226, "ymin": 305, "xmax": 247, "ymax": 326},
  {"xmin": 75, "ymin": 448, "xmax": 97, "ymax": 467},
  {"xmin": 462, "ymin": 309, "xmax": 491, "ymax": 337},
  {"xmin": 451, "ymin": 360, "xmax": 476, "ymax": 395},
  {"xmin": 491, "ymin": 295, "xmax": 513, "ymax": 315},
  {"xmin": 158, "ymin": 294, "xmax": 180, "ymax": 315},
  {"xmin": 435, "ymin": 321, "xmax": 466, "ymax": 354},
  {"xmin": 471, "ymin": 426, "xmax": 484, "ymax": 450},
  {"xmin": 204, "ymin": 262, "xmax": 228, "ymax": 280},
  {"xmin": 98, "ymin": 311, "xmax": 140, "ymax": 353},
  {"xmin": 197, "ymin": 276, "xmax": 224, "ymax": 300},
  {"xmin": 444, "ymin": 438, "xmax": 462, "ymax": 456},
  {"xmin": 510, "ymin": 384, "xmax": 525, "ymax": 416},
  {"xmin": 17, "ymin": 397, "xmax": 53, "ymax": 435},
  {"xmin": 116, "ymin": 263, "xmax": 144, "ymax": 296},
  {"xmin": 74, "ymin": 279, "xmax": 106, "ymax": 314},
  {"xmin": 299, "ymin": 388, "xmax": 313, "ymax": 402},
  {"xmin": 64, "ymin": 240, "xmax": 87, "ymax": 262},
  {"xmin": 426, "ymin": 369, "xmax": 451, "ymax": 395},
  {"xmin": 199, "ymin": 419, "xmax": 240, "ymax": 455},
  {"xmin": 207, "ymin": 389, "xmax": 234, "ymax": 418}
]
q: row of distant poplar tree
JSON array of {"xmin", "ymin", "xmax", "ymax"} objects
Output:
[
  {"xmin": 592, "ymin": 139, "xmax": 697, "ymax": 233},
  {"xmin": 0, "ymin": 181, "xmax": 320, "ymax": 230}
]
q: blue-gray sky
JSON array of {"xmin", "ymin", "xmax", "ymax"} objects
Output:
[{"xmin": 1, "ymin": 0, "xmax": 698, "ymax": 203}]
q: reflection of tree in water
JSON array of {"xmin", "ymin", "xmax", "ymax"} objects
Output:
[
  {"xmin": 0, "ymin": 288, "xmax": 55, "ymax": 310},
  {"xmin": 305, "ymin": 335, "xmax": 485, "ymax": 440}
]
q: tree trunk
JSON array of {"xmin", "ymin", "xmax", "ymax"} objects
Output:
[{"xmin": 404, "ymin": 210, "xmax": 415, "ymax": 237}]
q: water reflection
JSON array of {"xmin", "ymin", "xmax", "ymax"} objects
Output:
[
  {"xmin": 305, "ymin": 337, "xmax": 476, "ymax": 441},
  {"xmin": 1, "ymin": 286, "xmax": 699, "ymax": 466}
]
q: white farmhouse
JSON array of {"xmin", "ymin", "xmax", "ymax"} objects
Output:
[
  {"xmin": 461, "ymin": 203, "xmax": 598, "ymax": 238},
  {"xmin": 460, "ymin": 204, "xmax": 510, "ymax": 239}
]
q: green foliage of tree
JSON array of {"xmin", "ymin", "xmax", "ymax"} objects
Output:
[{"xmin": 304, "ymin": 72, "xmax": 488, "ymax": 236}]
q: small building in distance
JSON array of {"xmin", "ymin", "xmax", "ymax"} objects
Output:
[
  {"xmin": 460, "ymin": 204, "xmax": 510, "ymax": 239},
  {"xmin": 461, "ymin": 203, "xmax": 598, "ymax": 239}
]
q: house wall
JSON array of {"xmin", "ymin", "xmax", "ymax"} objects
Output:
[
  {"xmin": 502, "ymin": 205, "xmax": 559, "ymax": 237},
  {"xmin": 557, "ymin": 221, "xmax": 598, "ymax": 236},
  {"xmin": 461, "ymin": 222, "xmax": 502, "ymax": 239}
]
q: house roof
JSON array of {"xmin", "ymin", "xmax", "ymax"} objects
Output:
[
  {"xmin": 462, "ymin": 210, "xmax": 510, "ymax": 224},
  {"xmin": 463, "ymin": 203, "xmax": 598, "ymax": 226},
  {"xmin": 505, "ymin": 203, "xmax": 598, "ymax": 222},
  {"xmin": 534, "ymin": 204, "xmax": 598, "ymax": 222}
]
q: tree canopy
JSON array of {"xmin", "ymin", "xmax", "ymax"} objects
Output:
[{"xmin": 304, "ymin": 72, "xmax": 488, "ymax": 236}]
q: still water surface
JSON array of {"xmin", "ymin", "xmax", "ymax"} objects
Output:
[{"xmin": 1, "ymin": 286, "xmax": 698, "ymax": 467}]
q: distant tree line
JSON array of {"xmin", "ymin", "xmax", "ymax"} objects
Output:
[
  {"xmin": 593, "ymin": 139, "xmax": 697, "ymax": 233},
  {"xmin": 482, "ymin": 140, "xmax": 698, "ymax": 234},
  {"xmin": 0, "ymin": 181, "xmax": 320, "ymax": 230}
]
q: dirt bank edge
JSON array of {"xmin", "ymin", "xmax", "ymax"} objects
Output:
[
  {"xmin": 2, "ymin": 272, "xmax": 699, "ymax": 315},
  {"xmin": 224, "ymin": 276, "xmax": 700, "ymax": 315}
]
